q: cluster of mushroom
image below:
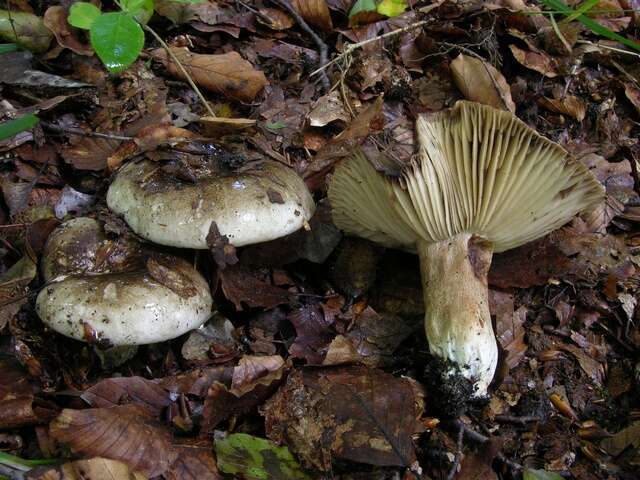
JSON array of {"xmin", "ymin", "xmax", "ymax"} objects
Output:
[
  {"xmin": 328, "ymin": 101, "xmax": 603, "ymax": 399},
  {"xmin": 37, "ymin": 160, "xmax": 315, "ymax": 346}
]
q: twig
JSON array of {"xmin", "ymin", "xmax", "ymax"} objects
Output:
[
  {"xmin": 311, "ymin": 19, "xmax": 429, "ymax": 77},
  {"xmin": 447, "ymin": 423, "xmax": 464, "ymax": 480},
  {"xmin": 272, "ymin": 0, "xmax": 330, "ymax": 91},
  {"xmin": 143, "ymin": 24, "xmax": 217, "ymax": 118},
  {"xmin": 40, "ymin": 121, "xmax": 133, "ymax": 141}
]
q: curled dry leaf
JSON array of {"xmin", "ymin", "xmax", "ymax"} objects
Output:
[
  {"xmin": 307, "ymin": 90, "xmax": 350, "ymax": 127},
  {"xmin": 25, "ymin": 457, "xmax": 147, "ymax": 480},
  {"xmin": 292, "ymin": 0, "xmax": 333, "ymax": 32},
  {"xmin": 152, "ymin": 48, "xmax": 268, "ymax": 102},
  {"xmin": 450, "ymin": 53, "xmax": 516, "ymax": 112},
  {"xmin": 509, "ymin": 44, "xmax": 558, "ymax": 78},
  {"xmin": 43, "ymin": 6, "xmax": 93, "ymax": 56},
  {"xmin": 81, "ymin": 376, "xmax": 171, "ymax": 416},
  {"xmin": 538, "ymin": 95, "xmax": 586, "ymax": 121},
  {"xmin": 49, "ymin": 404, "xmax": 178, "ymax": 478}
]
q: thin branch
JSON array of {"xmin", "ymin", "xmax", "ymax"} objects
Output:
[
  {"xmin": 311, "ymin": 20, "xmax": 429, "ymax": 77},
  {"xmin": 272, "ymin": 0, "xmax": 330, "ymax": 92},
  {"xmin": 143, "ymin": 24, "xmax": 217, "ymax": 118},
  {"xmin": 40, "ymin": 121, "xmax": 133, "ymax": 141}
]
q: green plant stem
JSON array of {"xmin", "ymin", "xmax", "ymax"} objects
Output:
[
  {"xmin": 0, "ymin": 452, "xmax": 57, "ymax": 470},
  {"xmin": 142, "ymin": 24, "xmax": 217, "ymax": 118}
]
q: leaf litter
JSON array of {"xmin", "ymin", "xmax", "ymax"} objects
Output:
[{"xmin": 0, "ymin": 1, "xmax": 639, "ymax": 479}]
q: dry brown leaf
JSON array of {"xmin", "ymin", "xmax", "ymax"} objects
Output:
[
  {"xmin": 538, "ymin": 95, "xmax": 586, "ymax": 121},
  {"xmin": 25, "ymin": 458, "xmax": 147, "ymax": 480},
  {"xmin": 450, "ymin": 53, "xmax": 515, "ymax": 112},
  {"xmin": 164, "ymin": 440, "xmax": 222, "ymax": 480},
  {"xmin": 43, "ymin": 6, "xmax": 93, "ymax": 56},
  {"xmin": 50, "ymin": 405, "xmax": 177, "ymax": 478},
  {"xmin": 307, "ymin": 90, "xmax": 350, "ymax": 127},
  {"xmin": 257, "ymin": 7, "xmax": 295, "ymax": 30},
  {"xmin": 153, "ymin": 48, "xmax": 268, "ymax": 102},
  {"xmin": 624, "ymin": 82, "xmax": 640, "ymax": 115},
  {"xmin": 509, "ymin": 44, "xmax": 558, "ymax": 77},
  {"xmin": 292, "ymin": 0, "xmax": 333, "ymax": 32},
  {"xmin": 199, "ymin": 116, "xmax": 256, "ymax": 136}
]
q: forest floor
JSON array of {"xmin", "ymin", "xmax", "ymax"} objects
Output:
[{"xmin": 1, "ymin": 1, "xmax": 640, "ymax": 479}]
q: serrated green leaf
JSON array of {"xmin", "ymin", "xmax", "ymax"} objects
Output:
[
  {"xmin": 68, "ymin": 2, "xmax": 101, "ymax": 30},
  {"xmin": 215, "ymin": 433, "xmax": 310, "ymax": 480},
  {"xmin": 540, "ymin": 0, "xmax": 640, "ymax": 52},
  {"xmin": 89, "ymin": 12, "xmax": 144, "ymax": 73},
  {"xmin": 376, "ymin": 0, "xmax": 408, "ymax": 17},
  {"xmin": 0, "ymin": 114, "xmax": 39, "ymax": 141},
  {"xmin": 523, "ymin": 469, "xmax": 565, "ymax": 480},
  {"xmin": 0, "ymin": 43, "xmax": 19, "ymax": 53}
]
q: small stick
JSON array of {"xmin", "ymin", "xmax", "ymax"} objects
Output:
[
  {"xmin": 272, "ymin": 0, "xmax": 330, "ymax": 91},
  {"xmin": 143, "ymin": 24, "xmax": 218, "ymax": 118},
  {"xmin": 40, "ymin": 121, "xmax": 133, "ymax": 141},
  {"xmin": 446, "ymin": 422, "xmax": 464, "ymax": 480},
  {"xmin": 311, "ymin": 19, "xmax": 429, "ymax": 76}
]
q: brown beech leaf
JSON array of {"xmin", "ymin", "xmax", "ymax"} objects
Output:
[
  {"xmin": 450, "ymin": 53, "xmax": 515, "ymax": 112},
  {"xmin": 164, "ymin": 439, "xmax": 222, "ymax": 480},
  {"xmin": 50, "ymin": 405, "xmax": 178, "ymax": 478},
  {"xmin": 146, "ymin": 256, "xmax": 199, "ymax": 299},
  {"xmin": 509, "ymin": 44, "xmax": 558, "ymax": 77},
  {"xmin": 152, "ymin": 48, "xmax": 268, "ymax": 102},
  {"xmin": 624, "ymin": 82, "xmax": 640, "ymax": 115},
  {"xmin": 538, "ymin": 95, "xmax": 586, "ymax": 121},
  {"xmin": 201, "ymin": 356, "xmax": 285, "ymax": 432},
  {"xmin": 25, "ymin": 458, "xmax": 147, "ymax": 480},
  {"xmin": 257, "ymin": 7, "xmax": 295, "ymax": 30},
  {"xmin": 292, "ymin": 0, "xmax": 333, "ymax": 32},
  {"xmin": 220, "ymin": 265, "xmax": 291, "ymax": 310},
  {"xmin": 264, "ymin": 366, "xmax": 423, "ymax": 470},
  {"xmin": 43, "ymin": 6, "xmax": 93, "ymax": 56},
  {"xmin": 81, "ymin": 377, "xmax": 171, "ymax": 416}
]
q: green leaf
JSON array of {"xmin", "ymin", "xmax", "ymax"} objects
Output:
[
  {"xmin": 540, "ymin": 0, "xmax": 640, "ymax": 52},
  {"xmin": 561, "ymin": 0, "xmax": 600, "ymax": 23},
  {"xmin": 376, "ymin": 0, "xmax": 408, "ymax": 17},
  {"xmin": 121, "ymin": 0, "xmax": 154, "ymax": 24},
  {"xmin": 0, "ymin": 114, "xmax": 39, "ymax": 141},
  {"xmin": 523, "ymin": 469, "xmax": 565, "ymax": 480},
  {"xmin": 89, "ymin": 12, "xmax": 144, "ymax": 73},
  {"xmin": 215, "ymin": 433, "xmax": 310, "ymax": 480},
  {"xmin": 265, "ymin": 121, "xmax": 286, "ymax": 130},
  {"xmin": 349, "ymin": 0, "xmax": 378, "ymax": 18},
  {"xmin": 0, "ymin": 43, "xmax": 19, "ymax": 53},
  {"xmin": 68, "ymin": 2, "xmax": 101, "ymax": 30}
]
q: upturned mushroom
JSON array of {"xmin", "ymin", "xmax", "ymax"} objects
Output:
[
  {"xmin": 328, "ymin": 101, "xmax": 603, "ymax": 398},
  {"xmin": 36, "ymin": 217, "xmax": 213, "ymax": 346},
  {"xmin": 106, "ymin": 159, "xmax": 315, "ymax": 249}
]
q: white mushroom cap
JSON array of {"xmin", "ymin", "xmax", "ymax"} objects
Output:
[
  {"xmin": 36, "ymin": 258, "xmax": 212, "ymax": 346},
  {"xmin": 106, "ymin": 160, "xmax": 316, "ymax": 249},
  {"xmin": 330, "ymin": 101, "xmax": 604, "ymax": 250}
]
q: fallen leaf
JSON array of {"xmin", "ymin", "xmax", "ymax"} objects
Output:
[
  {"xmin": 292, "ymin": 0, "xmax": 333, "ymax": 32},
  {"xmin": 25, "ymin": 458, "xmax": 147, "ymax": 480},
  {"xmin": 523, "ymin": 469, "xmax": 565, "ymax": 480},
  {"xmin": 509, "ymin": 44, "xmax": 558, "ymax": 77},
  {"xmin": 257, "ymin": 7, "xmax": 295, "ymax": 30},
  {"xmin": 215, "ymin": 433, "xmax": 310, "ymax": 479},
  {"xmin": 165, "ymin": 439, "xmax": 222, "ymax": 480},
  {"xmin": 491, "ymin": 292, "xmax": 528, "ymax": 370},
  {"xmin": 450, "ymin": 53, "xmax": 515, "ymax": 112},
  {"xmin": 600, "ymin": 421, "xmax": 640, "ymax": 457},
  {"xmin": 264, "ymin": 366, "xmax": 422, "ymax": 470},
  {"xmin": 50, "ymin": 405, "xmax": 178, "ymax": 477},
  {"xmin": 220, "ymin": 265, "xmax": 291, "ymax": 310},
  {"xmin": 0, "ymin": 256, "xmax": 37, "ymax": 330},
  {"xmin": 43, "ymin": 6, "xmax": 93, "ymax": 56},
  {"xmin": 81, "ymin": 377, "xmax": 171, "ymax": 416},
  {"xmin": 457, "ymin": 438, "xmax": 501, "ymax": 480},
  {"xmin": 199, "ymin": 116, "xmax": 256, "ymax": 136},
  {"xmin": 624, "ymin": 82, "xmax": 640, "ymax": 115},
  {"xmin": 0, "ymin": 9, "xmax": 53, "ymax": 52},
  {"xmin": 206, "ymin": 222, "xmax": 239, "ymax": 270},
  {"xmin": 153, "ymin": 48, "xmax": 268, "ymax": 102},
  {"xmin": 538, "ymin": 95, "xmax": 586, "ymax": 121},
  {"xmin": 307, "ymin": 90, "xmax": 350, "ymax": 127}
]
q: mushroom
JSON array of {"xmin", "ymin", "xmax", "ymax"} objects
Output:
[
  {"xmin": 328, "ymin": 101, "xmax": 603, "ymax": 398},
  {"xmin": 36, "ymin": 218, "xmax": 213, "ymax": 346},
  {"xmin": 106, "ymin": 160, "xmax": 316, "ymax": 249}
]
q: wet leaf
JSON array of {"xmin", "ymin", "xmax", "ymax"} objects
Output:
[
  {"xmin": 90, "ymin": 12, "xmax": 144, "ymax": 73},
  {"xmin": 0, "ymin": 114, "xmax": 39, "ymax": 141},
  {"xmin": 215, "ymin": 433, "xmax": 310, "ymax": 480},
  {"xmin": 450, "ymin": 53, "xmax": 515, "ymax": 112},
  {"xmin": 153, "ymin": 47, "xmax": 268, "ymax": 102}
]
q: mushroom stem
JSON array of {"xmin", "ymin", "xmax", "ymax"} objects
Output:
[{"xmin": 417, "ymin": 233, "xmax": 498, "ymax": 398}]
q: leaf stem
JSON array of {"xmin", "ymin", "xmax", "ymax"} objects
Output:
[{"xmin": 142, "ymin": 24, "xmax": 217, "ymax": 118}]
